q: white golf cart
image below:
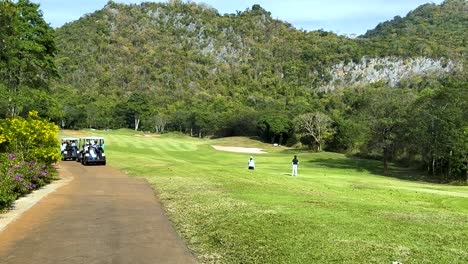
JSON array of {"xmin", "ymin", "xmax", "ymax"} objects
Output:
[
  {"xmin": 60, "ymin": 137, "xmax": 79, "ymax": 161},
  {"xmin": 77, "ymin": 136, "xmax": 106, "ymax": 165}
]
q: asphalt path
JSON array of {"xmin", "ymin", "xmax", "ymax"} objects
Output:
[{"xmin": 0, "ymin": 162, "xmax": 196, "ymax": 264}]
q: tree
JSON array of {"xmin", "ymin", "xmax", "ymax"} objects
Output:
[
  {"xmin": 294, "ymin": 112, "xmax": 333, "ymax": 151},
  {"xmin": 126, "ymin": 91, "xmax": 150, "ymax": 131},
  {"xmin": 408, "ymin": 77, "xmax": 468, "ymax": 181},
  {"xmin": 361, "ymin": 87, "xmax": 416, "ymax": 175},
  {"xmin": 193, "ymin": 104, "xmax": 220, "ymax": 138},
  {"xmin": 258, "ymin": 114, "xmax": 290, "ymax": 144},
  {"xmin": 0, "ymin": 0, "xmax": 57, "ymax": 117},
  {"xmin": 147, "ymin": 112, "xmax": 168, "ymax": 134}
]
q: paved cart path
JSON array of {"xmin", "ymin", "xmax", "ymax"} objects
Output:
[{"xmin": 0, "ymin": 162, "xmax": 196, "ymax": 264}]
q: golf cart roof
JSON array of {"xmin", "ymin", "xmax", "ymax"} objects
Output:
[{"xmin": 62, "ymin": 137, "xmax": 78, "ymax": 141}]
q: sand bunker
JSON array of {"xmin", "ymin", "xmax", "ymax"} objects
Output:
[{"xmin": 212, "ymin": 145, "xmax": 266, "ymax": 154}]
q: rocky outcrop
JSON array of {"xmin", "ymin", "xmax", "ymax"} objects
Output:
[{"xmin": 321, "ymin": 57, "xmax": 463, "ymax": 91}]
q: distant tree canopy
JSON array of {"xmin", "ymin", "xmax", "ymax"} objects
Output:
[{"xmin": 361, "ymin": 0, "xmax": 467, "ymax": 60}]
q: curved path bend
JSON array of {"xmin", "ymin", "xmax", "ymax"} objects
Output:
[{"xmin": 0, "ymin": 162, "xmax": 196, "ymax": 264}]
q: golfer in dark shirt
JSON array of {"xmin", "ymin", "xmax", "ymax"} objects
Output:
[{"xmin": 292, "ymin": 155, "xmax": 299, "ymax": 176}]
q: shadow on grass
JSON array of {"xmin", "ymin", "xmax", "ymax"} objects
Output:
[
  {"xmin": 273, "ymin": 146, "xmax": 433, "ymax": 183},
  {"xmin": 307, "ymin": 155, "xmax": 428, "ymax": 182}
]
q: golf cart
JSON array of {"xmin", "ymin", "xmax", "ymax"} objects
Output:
[
  {"xmin": 60, "ymin": 137, "xmax": 78, "ymax": 161},
  {"xmin": 77, "ymin": 136, "xmax": 106, "ymax": 165}
]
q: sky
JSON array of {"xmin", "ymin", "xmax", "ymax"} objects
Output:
[{"xmin": 35, "ymin": 0, "xmax": 444, "ymax": 36}]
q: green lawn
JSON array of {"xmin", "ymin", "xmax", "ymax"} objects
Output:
[{"xmin": 61, "ymin": 130, "xmax": 468, "ymax": 263}]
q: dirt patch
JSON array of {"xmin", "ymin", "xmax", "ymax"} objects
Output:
[{"xmin": 212, "ymin": 145, "xmax": 266, "ymax": 154}]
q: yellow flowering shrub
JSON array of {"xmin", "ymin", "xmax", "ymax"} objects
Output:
[{"xmin": 0, "ymin": 111, "xmax": 60, "ymax": 164}]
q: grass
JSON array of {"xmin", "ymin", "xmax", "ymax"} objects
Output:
[{"xmin": 60, "ymin": 129, "xmax": 468, "ymax": 263}]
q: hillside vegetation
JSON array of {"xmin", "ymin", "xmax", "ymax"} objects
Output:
[
  {"xmin": 1, "ymin": 0, "xmax": 467, "ymax": 181},
  {"xmin": 362, "ymin": 0, "xmax": 467, "ymax": 59}
]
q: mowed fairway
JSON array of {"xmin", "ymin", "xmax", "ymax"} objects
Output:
[{"xmin": 61, "ymin": 130, "xmax": 468, "ymax": 263}]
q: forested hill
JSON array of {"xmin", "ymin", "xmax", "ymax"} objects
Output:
[
  {"xmin": 320, "ymin": 0, "xmax": 466, "ymax": 91},
  {"xmin": 361, "ymin": 0, "xmax": 467, "ymax": 59},
  {"xmin": 54, "ymin": 1, "xmax": 359, "ymax": 102},
  {"xmin": 51, "ymin": 0, "xmax": 466, "ymax": 132},
  {"xmin": 53, "ymin": 0, "xmax": 465, "ymax": 114}
]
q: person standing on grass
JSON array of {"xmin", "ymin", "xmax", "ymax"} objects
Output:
[
  {"xmin": 248, "ymin": 156, "xmax": 255, "ymax": 170},
  {"xmin": 292, "ymin": 155, "xmax": 299, "ymax": 176}
]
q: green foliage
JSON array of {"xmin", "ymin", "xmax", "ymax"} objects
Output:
[
  {"xmin": 0, "ymin": 111, "xmax": 58, "ymax": 210},
  {"xmin": 406, "ymin": 76, "xmax": 468, "ymax": 181},
  {"xmin": 0, "ymin": 0, "xmax": 58, "ymax": 117},
  {"xmin": 217, "ymin": 106, "xmax": 259, "ymax": 137},
  {"xmin": 1, "ymin": 0, "xmax": 458, "ymax": 182},
  {"xmin": 258, "ymin": 114, "xmax": 290, "ymax": 144},
  {"xmin": 359, "ymin": 87, "xmax": 416, "ymax": 175},
  {"xmin": 0, "ymin": 111, "xmax": 61, "ymax": 164},
  {"xmin": 293, "ymin": 112, "xmax": 334, "ymax": 151},
  {"xmin": 51, "ymin": 1, "xmax": 358, "ymax": 133},
  {"xmin": 126, "ymin": 91, "xmax": 150, "ymax": 131},
  {"xmin": 50, "ymin": 0, "xmax": 466, "ymax": 134},
  {"xmin": 0, "ymin": 153, "xmax": 54, "ymax": 210},
  {"xmin": 329, "ymin": 114, "xmax": 367, "ymax": 153},
  {"xmin": 361, "ymin": 0, "xmax": 467, "ymax": 61}
]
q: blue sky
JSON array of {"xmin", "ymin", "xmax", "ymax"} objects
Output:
[{"xmin": 35, "ymin": 0, "xmax": 444, "ymax": 35}]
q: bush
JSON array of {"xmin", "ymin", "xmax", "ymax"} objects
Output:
[
  {"xmin": 0, "ymin": 177, "xmax": 16, "ymax": 211},
  {"xmin": 0, "ymin": 153, "xmax": 54, "ymax": 210},
  {"xmin": 0, "ymin": 111, "xmax": 59, "ymax": 211},
  {"xmin": 0, "ymin": 111, "xmax": 60, "ymax": 164}
]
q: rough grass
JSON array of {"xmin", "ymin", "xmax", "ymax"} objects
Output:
[{"xmin": 60, "ymin": 130, "xmax": 468, "ymax": 263}]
